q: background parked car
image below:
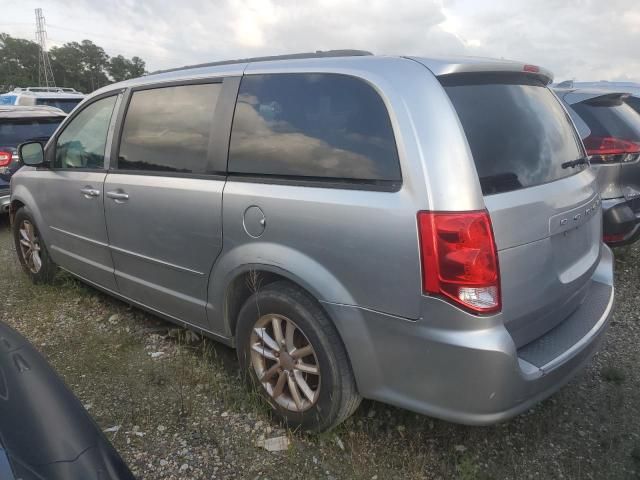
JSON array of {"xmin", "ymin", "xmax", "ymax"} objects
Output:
[
  {"xmin": 554, "ymin": 88, "xmax": 640, "ymax": 245},
  {"xmin": 0, "ymin": 105, "xmax": 66, "ymax": 214},
  {"xmin": 626, "ymin": 95, "xmax": 640, "ymax": 115},
  {"xmin": 556, "ymin": 80, "xmax": 640, "ymax": 115},
  {"xmin": 0, "ymin": 87, "xmax": 84, "ymax": 114}
]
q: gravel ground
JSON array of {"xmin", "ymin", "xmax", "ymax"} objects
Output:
[{"xmin": 1, "ymin": 214, "xmax": 639, "ymax": 479}]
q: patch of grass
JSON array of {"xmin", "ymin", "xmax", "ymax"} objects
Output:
[
  {"xmin": 601, "ymin": 366, "xmax": 626, "ymax": 384},
  {"xmin": 456, "ymin": 453, "xmax": 481, "ymax": 480}
]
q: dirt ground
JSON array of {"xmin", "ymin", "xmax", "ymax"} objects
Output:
[{"xmin": 1, "ymin": 214, "xmax": 639, "ymax": 479}]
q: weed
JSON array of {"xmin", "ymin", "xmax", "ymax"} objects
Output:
[
  {"xmin": 456, "ymin": 453, "xmax": 480, "ymax": 480},
  {"xmin": 601, "ymin": 366, "xmax": 626, "ymax": 384}
]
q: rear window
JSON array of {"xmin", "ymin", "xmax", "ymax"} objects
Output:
[
  {"xmin": 228, "ymin": 73, "xmax": 400, "ymax": 185},
  {"xmin": 442, "ymin": 74, "xmax": 584, "ymax": 195},
  {"xmin": 0, "ymin": 118, "xmax": 62, "ymax": 147},
  {"xmin": 572, "ymin": 99, "xmax": 640, "ymax": 141},
  {"xmin": 35, "ymin": 98, "xmax": 82, "ymax": 113}
]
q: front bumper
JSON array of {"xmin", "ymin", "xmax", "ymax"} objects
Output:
[
  {"xmin": 323, "ymin": 245, "xmax": 614, "ymax": 426},
  {"xmin": 602, "ymin": 197, "xmax": 640, "ymax": 246}
]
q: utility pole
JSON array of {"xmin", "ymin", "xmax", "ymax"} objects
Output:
[{"xmin": 35, "ymin": 8, "xmax": 56, "ymax": 88}]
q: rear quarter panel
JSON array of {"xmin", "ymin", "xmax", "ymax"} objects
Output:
[{"xmin": 206, "ymin": 57, "xmax": 486, "ymax": 337}]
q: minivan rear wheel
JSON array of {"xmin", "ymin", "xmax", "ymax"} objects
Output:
[
  {"xmin": 236, "ymin": 281, "xmax": 361, "ymax": 432},
  {"xmin": 13, "ymin": 207, "xmax": 56, "ymax": 284}
]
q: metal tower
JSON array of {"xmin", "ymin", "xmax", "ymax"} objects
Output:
[{"xmin": 35, "ymin": 8, "xmax": 56, "ymax": 88}]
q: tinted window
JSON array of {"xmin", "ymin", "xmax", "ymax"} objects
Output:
[
  {"xmin": 118, "ymin": 83, "xmax": 221, "ymax": 174},
  {"xmin": 55, "ymin": 95, "xmax": 117, "ymax": 169},
  {"xmin": 0, "ymin": 118, "xmax": 62, "ymax": 147},
  {"xmin": 572, "ymin": 100, "xmax": 640, "ymax": 142},
  {"xmin": 36, "ymin": 98, "xmax": 82, "ymax": 113},
  {"xmin": 443, "ymin": 74, "xmax": 584, "ymax": 195},
  {"xmin": 228, "ymin": 73, "xmax": 400, "ymax": 182}
]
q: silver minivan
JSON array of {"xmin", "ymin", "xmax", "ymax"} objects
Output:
[{"xmin": 11, "ymin": 51, "xmax": 614, "ymax": 432}]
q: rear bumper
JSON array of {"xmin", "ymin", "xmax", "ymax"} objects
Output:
[
  {"xmin": 324, "ymin": 245, "xmax": 614, "ymax": 425},
  {"xmin": 602, "ymin": 197, "xmax": 640, "ymax": 246},
  {"xmin": 0, "ymin": 192, "xmax": 9, "ymax": 214}
]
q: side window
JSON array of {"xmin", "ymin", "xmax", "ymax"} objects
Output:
[
  {"xmin": 228, "ymin": 73, "xmax": 401, "ymax": 182},
  {"xmin": 117, "ymin": 83, "xmax": 221, "ymax": 174},
  {"xmin": 55, "ymin": 95, "xmax": 117, "ymax": 169}
]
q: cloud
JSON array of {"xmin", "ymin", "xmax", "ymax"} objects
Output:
[
  {"xmin": 449, "ymin": 0, "xmax": 640, "ymax": 82},
  {"xmin": 2, "ymin": 0, "xmax": 639, "ymax": 82}
]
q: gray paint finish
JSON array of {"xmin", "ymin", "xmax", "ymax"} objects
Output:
[
  {"xmin": 104, "ymin": 173, "xmax": 224, "ymax": 328},
  {"xmin": 10, "ymin": 53, "xmax": 615, "ymax": 426},
  {"xmin": 15, "ymin": 170, "xmax": 117, "ymax": 291}
]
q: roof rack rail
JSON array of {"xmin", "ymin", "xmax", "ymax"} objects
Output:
[
  {"xmin": 150, "ymin": 49, "xmax": 373, "ymax": 75},
  {"xmin": 12, "ymin": 87, "xmax": 83, "ymax": 94}
]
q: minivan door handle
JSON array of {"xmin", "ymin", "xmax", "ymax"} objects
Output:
[
  {"xmin": 106, "ymin": 190, "xmax": 129, "ymax": 203},
  {"xmin": 80, "ymin": 187, "xmax": 101, "ymax": 198}
]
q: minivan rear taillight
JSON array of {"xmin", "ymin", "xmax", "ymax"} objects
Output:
[
  {"xmin": 0, "ymin": 151, "xmax": 12, "ymax": 167},
  {"xmin": 418, "ymin": 211, "xmax": 501, "ymax": 314},
  {"xmin": 584, "ymin": 136, "xmax": 640, "ymax": 164}
]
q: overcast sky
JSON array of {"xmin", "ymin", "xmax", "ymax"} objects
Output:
[{"xmin": 1, "ymin": 0, "xmax": 639, "ymax": 82}]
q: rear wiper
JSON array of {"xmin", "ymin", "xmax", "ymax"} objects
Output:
[{"xmin": 561, "ymin": 157, "xmax": 590, "ymax": 169}]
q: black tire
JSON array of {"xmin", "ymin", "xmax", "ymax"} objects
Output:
[
  {"xmin": 13, "ymin": 207, "xmax": 57, "ymax": 284},
  {"xmin": 236, "ymin": 281, "xmax": 361, "ymax": 432}
]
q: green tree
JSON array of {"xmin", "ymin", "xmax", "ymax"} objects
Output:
[
  {"xmin": 108, "ymin": 54, "xmax": 146, "ymax": 82},
  {"xmin": 0, "ymin": 33, "xmax": 40, "ymax": 90},
  {"xmin": 79, "ymin": 40, "xmax": 109, "ymax": 91},
  {"xmin": 0, "ymin": 32, "xmax": 147, "ymax": 93},
  {"xmin": 50, "ymin": 42, "xmax": 85, "ymax": 90},
  {"xmin": 129, "ymin": 56, "xmax": 146, "ymax": 77},
  {"xmin": 107, "ymin": 55, "xmax": 131, "ymax": 82}
]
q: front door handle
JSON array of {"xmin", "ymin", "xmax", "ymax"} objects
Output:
[
  {"xmin": 80, "ymin": 187, "xmax": 100, "ymax": 198},
  {"xmin": 106, "ymin": 190, "xmax": 129, "ymax": 202}
]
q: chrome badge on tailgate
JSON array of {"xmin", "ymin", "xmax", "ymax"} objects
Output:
[{"xmin": 549, "ymin": 196, "xmax": 601, "ymax": 235}]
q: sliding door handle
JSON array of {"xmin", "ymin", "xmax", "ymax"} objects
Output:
[{"xmin": 106, "ymin": 190, "xmax": 129, "ymax": 202}]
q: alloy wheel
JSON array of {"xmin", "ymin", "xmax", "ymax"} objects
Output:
[
  {"xmin": 250, "ymin": 314, "xmax": 321, "ymax": 412},
  {"xmin": 18, "ymin": 220, "xmax": 42, "ymax": 274}
]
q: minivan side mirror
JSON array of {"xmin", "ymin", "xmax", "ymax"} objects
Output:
[{"xmin": 18, "ymin": 142, "xmax": 45, "ymax": 166}]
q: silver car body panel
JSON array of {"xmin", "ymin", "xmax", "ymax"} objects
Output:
[
  {"xmin": 103, "ymin": 173, "xmax": 224, "ymax": 329},
  {"xmin": 10, "ymin": 54, "xmax": 614, "ymax": 424}
]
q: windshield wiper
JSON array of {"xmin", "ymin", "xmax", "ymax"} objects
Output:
[{"xmin": 561, "ymin": 157, "xmax": 589, "ymax": 169}]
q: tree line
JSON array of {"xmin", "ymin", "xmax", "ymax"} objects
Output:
[{"xmin": 0, "ymin": 33, "xmax": 146, "ymax": 93}]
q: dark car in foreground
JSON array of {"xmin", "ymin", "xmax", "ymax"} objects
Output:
[
  {"xmin": 0, "ymin": 106, "xmax": 66, "ymax": 214},
  {"xmin": 0, "ymin": 320, "xmax": 134, "ymax": 479},
  {"xmin": 554, "ymin": 88, "xmax": 640, "ymax": 245}
]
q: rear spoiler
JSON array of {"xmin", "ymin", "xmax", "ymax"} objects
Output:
[
  {"xmin": 407, "ymin": 56, "xmax": 554, "ymax": 85},
  {"xmin": 555, "ymin": 89, "xmax": 630, "ymax": 106}
]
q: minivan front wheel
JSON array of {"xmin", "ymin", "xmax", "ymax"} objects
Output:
[
  {"xmin": 13, "ymin": 208, "xmax": 56, "ymax": 284},
  {"xmin": 236, "ymin": 281, "xmax": 361, "ymax": 432}
]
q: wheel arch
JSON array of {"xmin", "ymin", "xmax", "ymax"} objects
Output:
[
  {"xmin": 208, "ymin": 243, "xmax": 357, "ymax": 337},
  {"xmin": 9, "ymin": 188, "xmax": 50, "ymax": 244},
  {"xmin": 219, "ymin": 262, "xmax": 353, "ymax": 340}
]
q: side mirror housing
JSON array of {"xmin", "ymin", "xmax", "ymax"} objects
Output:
[{"xmin": 18, "ymin": 142, "xmax": 45, "ymax": 167}]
